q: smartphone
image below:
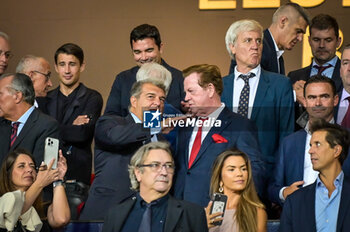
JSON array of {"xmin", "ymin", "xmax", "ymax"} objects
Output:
[
  {"xmin": 44, "ymin": 137, "xmax": 59, "ymax": 169},
  {"xmin": 210, "ymin": 193, "xmax": 228, "ymax": 226}
]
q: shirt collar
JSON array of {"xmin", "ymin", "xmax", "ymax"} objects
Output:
[
  {"xmin": 130, "ymin": 112, "xmax": 142, "ymax": 123},
  {"xmin": 234, "ymin": 65, "xmax": 261, "ymax": 81},
  {"xmin": 340, "ymin": 88, "xmax": 350, "ymax": 102},
  {"xmin": 316, "ymin": 170, "xmax": 344, "ymax": 188},
  {"xmin": 312, "ymin": 55, "xmax": 338, "ymax": 68},
  {"xmin": 16, "ymin": 106, "xmax": 35, "ymax": 125},
  {"xmin": 268, "ymin": 29, "xmax": 284, "ymax": 58}
]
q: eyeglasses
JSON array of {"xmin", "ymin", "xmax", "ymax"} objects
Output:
[
  {"xmin": 0, "ymin": 50, "xmax": 13, "ymax": 59},
  {"xmin": 33, "ymin": 70, "xmax": 51, "ymax": 81},
  {"xmin": 138, "ymin": 162, "xmax": 175, "ymax": 173}
]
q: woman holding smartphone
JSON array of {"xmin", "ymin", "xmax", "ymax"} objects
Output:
[
  {"xmin": 0, "ymin": 148, "xmax": 70, "ymax": 231},
  {"xmin": 205, "ymin": 149, "xmax": 267, "ymax": 232}
]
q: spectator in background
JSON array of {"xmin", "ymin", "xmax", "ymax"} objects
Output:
[{"xmin": 0, "ymin": 32, "xmax": 11, "ymax": 75}]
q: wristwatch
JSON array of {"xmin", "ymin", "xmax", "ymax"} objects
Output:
[{"xmin": 53, "ymin": 180, "xmax": 65, "ymax": 188}]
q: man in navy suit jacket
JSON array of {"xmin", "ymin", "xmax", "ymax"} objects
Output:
[
  {"xmin": 104, "ymin": 24, "xmax": 184, "ymax": 116},
  {"xmin": 173, "ymin": 64, "xmax": 265, "ymax": 207},
  {"xmin": 269, "ymin": 76, "xmax": 350, "ymax": 205},
  {"xmin": 222, "ymin": 19, "xmax": 294, "ymax": 173},
  {"xmin": 280, "ymin": 120, "xmax": 350, "ymax": 232},
  {"xmin": 229, "ymin": 3, "xmax": 309, "ymax": 75}
]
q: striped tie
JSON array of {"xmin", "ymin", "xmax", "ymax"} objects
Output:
[{"xmin": 10, "ymin": 122, "xmax": 20, "ymax": 147}]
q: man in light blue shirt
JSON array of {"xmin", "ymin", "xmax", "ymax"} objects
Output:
[{"xmin": 280, "ymin": 120, "xmax": 350, "ymax": 232}]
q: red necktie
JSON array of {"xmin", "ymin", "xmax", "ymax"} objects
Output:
[
  {"xmin": 10, "ymin": 122, "xmax": 20, "ymax": 147},
  {"xmin": 188, "ymin": 118, "xmax": 207, "ymax": 169},
  {"xmin": 314, "ymin": 64, "xmax": 332, "ymax": 75},
  {"xmin": 341, "ymin": 97, "xmax": 350, "ymax": 128}
]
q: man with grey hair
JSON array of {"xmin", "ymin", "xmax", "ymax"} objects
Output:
[
  {"xmin": 81, "ymin": 79, "xmax": 181, "ymax": 220},
  {"xmin": 16, "ymin": 55, "xmax": 53, "ymax": 100},
  {"xmin": 0, "ymin": 73, "xmax": 58, "ymax": 165},
  {"xmin": 0, "ymin": 32, "xmax": 12, "ymax": 75},
  {"xmin": 222, "ymin": 19, "xmax": 294, "ymax": 184},
  {"xmin": 229, "ymin": 3, "xmax": 309, "ymax": 75},
  {"xmin": 103, "ymin": 142, "xmax": 208, "ymax": 232}
]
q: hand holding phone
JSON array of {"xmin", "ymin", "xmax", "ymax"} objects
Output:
[{"xmin": 209, "ymin": 193, "xmax": 228, "ymax": 226}]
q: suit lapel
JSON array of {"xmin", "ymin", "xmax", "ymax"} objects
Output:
[
  {"xmin": 47, "ymin": 87, "xmax": 59, "ymax": 119},
  {"xmin": 223, "ymin": 75, "xmax": 234, "ymax": 110},
  {"xmin": 11, "ymin": 109, "xmax": 38, "ymax": 149},
  {"xmin": 62, "ymin": 84, "xmax": 86, "ymax": 124},
  {"xmin": 164, "ymin": 196, "xmax": 183, "ymax": 232},
  {"xmin": 305, "ymin": 183, "xmax": 317, "ymax": 231},
  {"xmin": 189, "ymin": 108, "xmax": 231, "ymax": 168},
  {"xmin": 332, "ymin": 58, "xmax": 343, "ymax": 92},
  {"xmin": 251, "ymin": 70, "xmax": 270, "ymax": 121},
  {"xmin": 296, "ymin": 130, "xmax": 307, "ymax": 180},
  {"xmin": 336, "ymin": 176, "xmax": 350, "ymax": 231},
  {"xmin": 0, "ymin": 118, "xmax": 11, "ymax": 159},
  {"xmin": 114, "ymin": 197, "xmax": 137, "ymax": 231}
]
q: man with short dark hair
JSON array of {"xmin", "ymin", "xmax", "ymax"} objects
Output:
[
  {"xmin": 80, "ymin": 79, "xmax": 179, "ymax": 220},
  {"xmin": 0, "ymin": 32, "xmax": 11, "ymax": 75},
  {"xmin": 269, "ymin": 75, "xmax": 350, "ymax": 205},
  {"xmin": 40, "ymin": 44, "xmax": 103, "ymax": 218},
  {"xmin": 103, "ymin": 142, "xmax": 208, "ymax": 232},
  {"xmin": 0, "ymin": 73, "xmax": 58, "ymax": 164},
  {"xmin": 289, "ymin": 14, "xmax": 342, "ymax": 128},
  {"xmin": 104, "ymin": 24, "xmax": 184, "ymax": 116},
  {"xmin": 173, "ymin": 64, "xmax": 264, "ymax": 207},
  {"xmin": 280, "ymin": 120, "xmax": 350, "ymax": 231},
  {"xmin": 229, "ymin": 3, "xmax": 309, "ymax": 75}
]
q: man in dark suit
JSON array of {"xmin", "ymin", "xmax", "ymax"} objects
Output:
[
  {"xmin": 16, "ymin": 55, "xmax": 53, "ymax": 102},
  {"xmin": 103, "ymin": 142, "xmax": 208, "ymax": 232},
  {"xmin": 269, "ymin": 76, "xmax": 350, "ymax": 205},
  {"xmin": 42, "ymin": 43, "xmax": 103, "ymax": 187},
  {"xmin": 0, "ymin": 73, "xmax": 58, "ymax": 165},
  {"xmin": 229, "ymin": 3, "xmax": 309, "ymax": 75},
  {"xmin": 222, "ymin": 19, "xmax": 294, "ymax": 174},
  {"xmin": 173, "ymin": 64, "xmax": 265, "ymax": 207},
  {"xmin": 104, "ymin": 24, "xmax": 184, "ymax": 116},
  {"xmin": 80, "ymin": 79, "xmax": 177, "ymax": 220},
  {"xmin": 337, "ymin": 45, "xmax": 350, "ymax": 127},
  {"xmin": 280, "ymin": 120, "xmax": 350, "ymax": 232},
  {"xmin": 289, "ymin": 14, "xmax": 342, "ymax": 128}
]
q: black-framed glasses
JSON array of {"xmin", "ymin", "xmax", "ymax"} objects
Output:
[
  {"xmin": 0, "ymin": 50, "xmax": 13, "ymax": 59},
  {"xmin": 138, "ymin": 162, "xmax": 175, "ymax": 173},
  {"xmin": 33, "ymin": 70, "xmax": 51, "ymax": 81}
]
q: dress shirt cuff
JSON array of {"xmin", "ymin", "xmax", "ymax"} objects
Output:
[{"xmin": 279, "ymin": 187, "xmax": 287, "ymax": 202}]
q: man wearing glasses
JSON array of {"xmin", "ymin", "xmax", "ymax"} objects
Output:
[
  {"xmin": 16, "ymin": 55, "xmax": 53, "ymax": 107},
  {"xmin": 0, "ymin": 32, "xmax": 11, "ymax": 75},
  {"xmin": 102, "ymin": 142, "xmax": 208, "ymax": 232}
]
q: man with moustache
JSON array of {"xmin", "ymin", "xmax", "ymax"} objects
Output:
[
  {"xmin": 104, "ymin": 24, "xmax": 184, "ymax": 116},
  {"xmin": 103, "ymin": 142, "xmax": 208, "ymax": 232},
  {"xmin": 229, "ymin": 3, "xmax": 309, "ymax": 75},
  {"xmin": 0, "ymin": 32, "xmax": 12, "ymax": 75}
]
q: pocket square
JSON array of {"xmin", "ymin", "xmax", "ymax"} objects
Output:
[{"xmin": 212, "ymin": 134, "xmax": 228, "ymax": 143}]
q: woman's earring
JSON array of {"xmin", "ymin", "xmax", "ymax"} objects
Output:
[{"xmin": 219, "ymin": 182, "xmax": 224, "ymax": 193}]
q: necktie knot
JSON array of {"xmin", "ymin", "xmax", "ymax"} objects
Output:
[
  {"xmin": 239, "ymin": 73, "xmax": 255, "ymax": 84},
  {"xmin": 314, "ymin": 64, "xmax": 332, "ymax": 75}
]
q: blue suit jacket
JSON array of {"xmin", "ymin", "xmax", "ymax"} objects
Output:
[
  {"xmin": 269, "ymin": 129, "xmax": 350, "ymax": 205},
  {"xmin": 229, "ymin": 29, "xmax": 284, "ymax": 75},
  {"xmin": 280, "ymin": 175, "xmax": 350, "ymax": 232},
  {"xmin": 173, "ymin": 107, "xmax": 265, "ymax": 207},
  {"xmin": 221, "ymin": 69, "xmax": 294, "ymax": 164}
]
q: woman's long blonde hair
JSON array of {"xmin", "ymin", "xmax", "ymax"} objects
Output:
[{"xmin": 210, "ymin": 149, "xmax": 264, "ymax": 232}]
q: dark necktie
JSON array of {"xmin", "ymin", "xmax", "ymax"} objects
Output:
[
  {"xmin": 188, "ymin": 118, "xmax": 208, "ymax": 169},
  {"xmin": 341, "ymin": 97, "xmax": 350, "ymax": 128},
  {"xmin": 314, "ymin": 64, "xmax": 332, "ymax": 75},
  {"xmin": 10, "ymin": 122, "xmax": 20, "ymax": 147},
  {"xmin": 237, "ymin": 73, "xmax": 255, "ymax": 118},
  {"xmin": 279, "ymin": 56, "xmax": 285, "ymax": 75},
  {"xmin": 138, "ymin": 201, "xmax": 157, "ymax": 232}
]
